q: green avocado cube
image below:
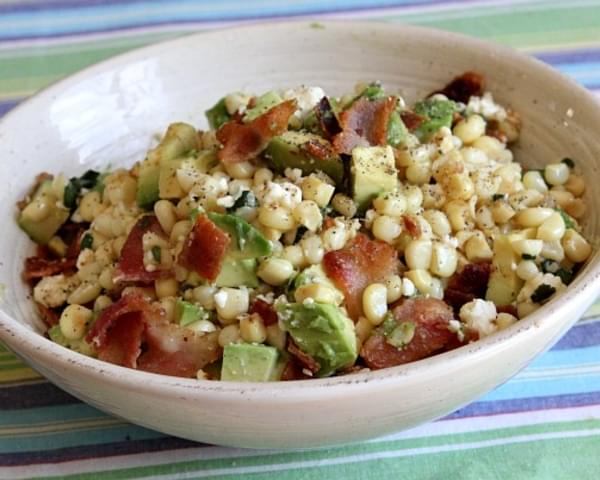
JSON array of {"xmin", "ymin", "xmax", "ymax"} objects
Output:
[
  {"xmin": 277, "ymin": 302, "xmax": 357, "ymax": 377},
  {"xmin": 175, "ymin": 299, "xmax": 210, "ymax": 327},
  {"xmin": 264, "ymin": 131, "xmax": 344, "ymax": 186},
  {"xmin": 221, "ymin": 343, "xmax": 279, "ymax": 382},
  {"xmin": 350, "ymin": 145, "xmax": 398, "ymax": 213},
  {"xmin": 205, "ymin": 97, "xmax": 231, "ymax": 130},
  {"xmin": 215, "ymin": 259, "xmax": 259, "ymax": 288},
  {"xmin": 244, "ymin": 91, "xmax": 283, "ymax": 122},
  {"xmin": 207, "ymin": 212, "xmax": 272, "ymax": 260}
]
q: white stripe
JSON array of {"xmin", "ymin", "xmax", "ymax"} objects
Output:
[
  {"xmin": 6, "ymin": 404, "xmax": 600, "ymax": 479},
  {"xmin": 0, "ymin": 0, "xmax": 563, "ymax": 51}
]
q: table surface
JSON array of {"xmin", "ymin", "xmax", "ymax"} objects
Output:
[{"xmin": 1, "ymin": 1, "xmax": 600, "ymax": 478}]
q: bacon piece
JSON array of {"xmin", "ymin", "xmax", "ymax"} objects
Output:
[
  {"xmin": 314, "ymin": 97, "xmax": 342, "ymax": 139},
  {"xmin": 332, "ymin": 97, "xmax": 397, "ymax": 154},
  {"xmin": 281, "ymin": 359, "xmax": 311, "ymax": 381},
  {"xmin": 400, "ymin": 111, "xmax": 425, "ymax": 131},
  {"xmin": 178, "ymin": 214, "xmax": 231, "ymax": 282},
  {"xmin": 23, "ymin": 257, "xmax": 76, "ymax": 281},
  {"xmin": 249, "ymin": 298, "xmax": 278, "ymax": 326},
  {"xmin": 434, "ymin": 71, "xmax": 485, "ymax": 104},
  {"xmin": 301, "ymin": 139, "xmax": 334, "ymax": 160},
  {"xmin": 37, "ymin": 303, "xmax": 60, "ymax": 327},
  {"xmin": 497, "ymin": 304, "xmax": 518, "ymax": 318},
  {"xmin": 97, "ymin": 312, "xmax": 146, "ymax": 368},
  {"xmin": 323, "ymin": 233, "xmax": 400, "ymax": 320},
  {"xmin": 402, "ymin": 215, "xmax": 421, "ymax": 238},
  {"xmin": 485, "ymin": 119, "xmax": 507, "ymax": 143},
  {"xmin": 87, "ymin": 293, "xmax": 221, "ymax": 377},
  {"xmin": 444, "ymin": 262, "xmax": 492, "ymax": 312},
  {"xmin": 216, "ymin": 100, "xmax": 297, "ymax": 163},
  {"xmin": 287, "ymin": 340, "xmax": 320, "ymax": 374},
  {"xmin": 114, "ymin": 215, "xmax": 172, "ymax": 284},
  {"xmin": 361, "ymin": 298, "xmax": 456, "ymax": 369}
]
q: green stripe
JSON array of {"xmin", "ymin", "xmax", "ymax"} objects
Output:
[{"xmin": 49, "ymin": 419, "xmax": 600, "ymax": 479}]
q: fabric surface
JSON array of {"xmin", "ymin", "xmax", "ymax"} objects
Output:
[{"xmin": 1, "ymin": 0, "xmax": 600, "ymax": 478}]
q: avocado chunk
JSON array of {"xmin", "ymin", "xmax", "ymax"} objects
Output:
[
  {"xmin": 136, "ymin": 122, "xmax": 198, "ymax": 209},
  {"xmin": 221, "ymin": 343, "xmax": 279, "ymax": 382},
  {"xmin": 244, "ymin": 91, "xmax": 283, "ymax": 122},
  {"xmin": 207, "ymin": 212, "xmax": 272, "ymax": 260},
  {"xmin": 277, "ymin": 302, "xmax": 357, "ymax": 377},
  {"xmin": 293, "ymin": 264, "xmax": 344, "ymax": 305},
  {"xmin": 18, "ymin": 179, "xmax": 70, "ymax": 245},
  {"xmin": 215, "ymin": 259, "xmax": 259, "ymax": 288},
  {"xmin": 48, "ymin": 324, "xmax": 95, "ymax": 356},
  {"xmin": 413, "ymin": 99, "xmax": 459, "ymax": 141},
  {"xmin": 205, "ymin": 97, "xmax": 231, "ymax": 130},
  {"xmin": 175, "ymin": 299, "xmax": 211, "ymax": 326},
  {"xmin": 486, "ymin": 234, "xmax": 524, "ymax": 305},
  {"xmin": 350, "ymin": 145, "xmax": 398, "ymax": 213},
  {"xmin": 387, "ymin": 110, "xmax": 408, "ymax": 147},
  {"xmin": 264, "ymin": 131, "xmax": 344, "ymax": 185}
]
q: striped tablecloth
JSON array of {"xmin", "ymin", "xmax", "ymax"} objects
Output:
[{"xmin": 2, "ymin": 1, "xmax": 600, "ymax": 478}]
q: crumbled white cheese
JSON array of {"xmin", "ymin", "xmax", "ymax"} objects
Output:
[
  {"xmin": 259, "ymin": 181, "xmax": 302, "ymax": 209},
  {"xmin": 460, "ymin": 299, "xmax": 498, "ymax": 338},
  {"xmin": 284, "ymin": 167, "xmax": 304, "ymax": 184},
  {"xmin": 224, "ymin": 91, "xmax": 251, "ymax": 115},
  {"xmin": 302, "ymin": 297, "xmax": 315, "ymax": 306},
  {"xmin": 216, "ymin": 196, "xmax": 235, "ymax": 208},
  {"xmin": 282, "ymin": 85, "xmax": 325, "ymax": 120},
  {"xmin": 33, "ymin": 274, "xmax": 80, "ymax": 308},
  {"xmin": 213, "ymin": 289, "xmax": 228, "ymax": 309},
  {"xmin": 466, "ymin": 92, "xmax": 507, "ymax": 121}
]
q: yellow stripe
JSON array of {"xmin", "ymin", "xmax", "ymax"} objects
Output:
[{"xmin": 0, "ymin": 367, "xmax": 41, "ymax": 383}]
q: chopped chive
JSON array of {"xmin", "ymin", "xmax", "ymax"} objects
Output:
[
  {"xmin": 531, "ymin": 284, "xmax": 556, "ymax": 304},
  {"xmin": 521, "ymin": 254, "xmax": 536, "ymax": 261},
  {"xmin": 151, "ymin": 246, "xmax": 161, "ymax": 262},
  {"xmin": 561, "ymin": 157, "xmax": 575, "ymax": 169},
  {"xmin": 492, "ymin": 193, "xmax": 506, "ymax": 201},
  {"xmin": 80, "ymin": 233, "xmax": 93, "ymax": 250}
]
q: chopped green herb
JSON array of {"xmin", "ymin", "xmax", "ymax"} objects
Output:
[
  {"xmin": 522, "ymin": 254, "xmax": 536, "ymax": 261},
  {"xmin": 387, "ymin": 109, "xmax": 407, "ymax": 147},
  {"xmin": 63, "ymin": 170, "xmax": 101, "ymax": 209},
  {"xmin": 151, "ymin": 246, "xmax": 161, "ymax": 262},
  {"xmin": 380, "ymin": 312, "xmax": 397, "ymax": 336},
  {"xmin": 555, "ymin": 208, "xmax": 576, "ymax": 229},
  {"xmin": 492, "ymin": 193, "xmax": 506, "ymax": 201},
  {"xmin": 531, "ymin": 284, "xmax": 556, "ymax": 304},
  {"xmin": 561, "ymin": 157, "xmax": 575, "ymax": 169},
  {"xmin": 190, "ymin": 207, "xmax": 204, "ymax": 223},
  {"xmin": 555, "ymin": 268, "xmax": 574, "ymax": 285},
  {"xmin": 80, "ymin": 233, "xmax": 93, "ymax": 251},
  {"xmin": 294, "ymin": 226, "xmax": 308, "ymax": 243},
  {"xmin": 227, "ymin": 190, "xmax": 258, "ymax": 213},
  {"xmin": 387, "ymin": 321, "xmax": 416, "ymax": 348}
]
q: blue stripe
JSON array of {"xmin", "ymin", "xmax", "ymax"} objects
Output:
[
  {"xmin": 535, "ymin": 48, "xmax": 600, "ymax": 65},
  {"xmin": 0, "ymin": 99, "xmax": 19, "ymax": 117},
  {"xmin": 552, "ymin": 320, "xmax": 600, "ymax": 351}
]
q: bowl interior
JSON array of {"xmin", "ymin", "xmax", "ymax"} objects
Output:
[{"xmin": 0, "ymin": 20, "xmax": 599, "ymax": 377}]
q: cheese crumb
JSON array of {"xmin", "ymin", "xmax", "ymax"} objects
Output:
[{"xmin": 460, "ymin": 299, "xmax": 498, "ymax": 338}]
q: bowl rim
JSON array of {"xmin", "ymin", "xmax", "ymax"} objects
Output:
[{"xmin": 1, "ymin": 19, "xmax": 600, "ymax": 399}]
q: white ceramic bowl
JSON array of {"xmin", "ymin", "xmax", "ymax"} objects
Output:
[{"xmin": 1, "ymin": 21, "xmax": 599, "ymax": 449}]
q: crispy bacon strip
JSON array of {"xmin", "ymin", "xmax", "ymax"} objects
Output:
[
  {"xmin": 249, "ymin": 298, "xmax": 278, "ymax": 326},
  {"xmin": 178, "ymin": 214, "xmax": 230, "ymax": 282},
  {"xmin": 87, "ymin": 293, "xmax": 221, "ymax": 377},
  {"xmin": 323, "ymin": 233, "xmax": 400, "ymax": 320},
  {"xmin": 332, "ymin": 97, "xmax": 397, "ymax": 154},
  {"xmin": 37, "ymin": 303, "xmax": 60, "ymax": 327},
  {"xmin": 216, "ymin": 100, "xmax": 297, "ymax": 163},
  {"xmin": 281, "ymin": 359, "xmax": 311, "ymax": 381},
  {"xmin": 444, "ymin": 262, "xmax": 492, "ymax": 312},
  {"xmin": 434, "ymin": 71, "xmax": 485, "ymax": 104},
  {"xmin": 402, "ymin": 215, "xmax": 421, "ymax": 238},
  {"xmin": 361, "ymin": 298, "xmax": 456, "ymax": 369},
  {"xmin": 287, "ymin": 340, "xmax": 320, "ymax": 374},
  {"xmin": 114, "ymin": 215, "xmax": 172, "ymax": 284},
  {"xmin": 314, "ymin": 96, "xmax": 342, "ymax": 139},
  {"xmin": 301, "ymin": 139, "xmax": 334, "ymax": 160},
  {"xmin": 400, "ymin": 111, "xmax": 425, "ymax": 132},
  {"xmin": 23, "ymin": 257, "xmax": 76, "ymax": 281}
]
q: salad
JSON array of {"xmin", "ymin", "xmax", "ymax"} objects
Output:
[{"xmin": 17, "ymin": 72, "xmax": 592, "ymax": 381}]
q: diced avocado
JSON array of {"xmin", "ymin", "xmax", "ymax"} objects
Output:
[
  {"xmin": 244, "ymin": 91, "xmax": 283, "ymax": 122},
  {"xmin": 220, "ymin": 343, "xmax": 279, "ymax": 382},
  {"xmin": 175, "ymin": 299, "xmax": 211, "ymax": 327},
  {"xmin": 215, "ymin": 259, "xmax": 259, "ymax": 288},
  {"xmin": 205, "ymin": 97, "xmax": 231, "ymax": 130},
  {"xmin": 207, "ymin": 212, "xmax": 272, "ymax": 260},
  {"xmin": 387, "ymin": 110, "xmax": 408, "ymax": 147},
  {"xmin": 350, "ymin": 145, "xmax": 398, "ymax": 213},
  {"xmin": 18, "ymin": 180, "xmax": 70, "ymax": 245},
  {"xmin": 485, "ymin": 234, "xmax": 524, "ymax": 305},
  {"xmin": 413, "ymin": 99, "xmax": 459, "ymax": 140},
  {"xmin": 277, "ymin": 302, "xmax": 357, "ymax": 377},
  {"xmin": 293, "ymin": 264, "xmax": 344, "ymax": 305},
  {"xmin": 48, "ymin": 325, "xmax": 95, "ymax": 356},
  {"xmin": 264, "ymin": 131, "xmax": 344, "ymax": 185},
  {"xmin": 136, "ymin": 122, "xmax": 197, "ymax": 208}
]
